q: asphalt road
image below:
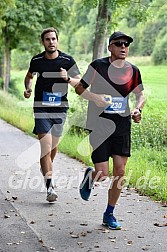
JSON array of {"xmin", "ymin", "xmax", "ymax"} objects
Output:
[{"xmin": 0, "ymin": 118, "xmax": 166, "ymax": 252}]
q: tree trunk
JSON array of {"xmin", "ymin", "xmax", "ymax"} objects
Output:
[
  {"xmin": 3, "ymin": 45, "xmax": 11, "ymax": 91},
  {"xmin": 92, "ymin": 0, "xmax": 109, "ymax": 60}
]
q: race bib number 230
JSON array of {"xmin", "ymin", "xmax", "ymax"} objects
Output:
[{"xmin": 104, "ymin": 96, "xmax": 127, "ymax": 114}]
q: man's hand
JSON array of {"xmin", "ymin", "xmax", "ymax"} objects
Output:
[
  {"xmin": 94, "ymin": 94, "xmax": 112, "ymax": 107},
  {"xmin": 60, "ymin": 67, "xmax": 68, "ymax": 81},
  {"xmin": 24, "ymin": 89, "xmax": 32, "ymax": 98},
  {"xmin": 131, "ymin": 108, "xmax": 141, "ymax": 123}
]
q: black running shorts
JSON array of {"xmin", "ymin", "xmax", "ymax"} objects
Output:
[
  {"xmin": 33, "ymin": 111, "xmax": 67, "ymax": 137},
  {"xmin": 90, "ymin": 134, "xmax": 131, "ymax": 164}
]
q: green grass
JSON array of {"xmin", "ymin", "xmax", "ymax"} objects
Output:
[
  {"xmin": 59, "ymin": 134, "xmax": 167, "ymax": 203},
  {"xmin": 0, "ymin": 59, "xmax": 167, "ymax": 203},
  {"xmin": 126, "ymin": 148, "xmax": 167, "ymax": 202},
  {"xmin": 0, "ymin": 90, "xmax": 34, "ymax": 136}
]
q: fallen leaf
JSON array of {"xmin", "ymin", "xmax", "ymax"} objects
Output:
[
  {"xmin": 154, "ymin": 222, "xmax": 167, "ymax": 227},
  {"xmin": 71, "ymin": 234, "xmax": 79, "ymax": 238},
  {"xmin": 30, "ymin": 220, "xmax": 36, "ymax": 224},
  {"xmin": 87, "ymin": 230, "xmax": 92, "ymax": 233},
  {"xmin": 80, "ymin": 223, "xmax": 88, "ymax": 226},
  {"xmin": 102, "ymin": 229, "xmax": 110, "ymax": 233},
  {"xmin": 94, "ymin": 227, "xmax": 106, "ymax": 231},
  {"xmin": 77, "ymin": 242, "xmax": 83, "ymax": 246},
  {"xmin": 50, "ymin": 247, "xmax": 55, "ymax": 250},
  {"xmin": 142, "ymin": 247, "xmax": 149, "ymax": 251},
  {"xmin": 12, "ymin": 196, "xmax": 18, "ymax": 200},
  {"xmin": 4, "ymin": 214, "xmax": 10, "ymax": 218},
  {"xmin": 80, "ymin": 232, "xmax": 87, "ymax": 237},
  {"xmin": 110, "ymin": 239, "xmax": 116, "ymax": 242},
  {"xmin": 5, "ymin": 198, "xmax": 10, "ymax": 201},
  {"xmin": 109, "ymin": 236, "xmax": 116, "ymax": 240}
]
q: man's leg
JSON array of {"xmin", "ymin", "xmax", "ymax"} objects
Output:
[
  {"xmin": 38, "ymin": 133, "xmax": 58, "ymax": 202},
  {"xmin": 38, "ymin": 133, "xmax": 52, "ymax": 177},
  {"xmin": 80, "ymin": 161, "xmax": 109, "ymax": 201},
  {"xmin": 108, "ymin": 155, "xmax": 128, "ymax": 206},
  {"xmin": 51, "ymin": 135, "xmax": 59, "ymax": 162},
  {"xmin": 103, "ymin": 155, "xmax": 128, "ymax": 229}
]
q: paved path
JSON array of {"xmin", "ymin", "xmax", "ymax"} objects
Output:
[{"xmin": 0, "ymin": 119, "xmax": 166, "ymax": 252}]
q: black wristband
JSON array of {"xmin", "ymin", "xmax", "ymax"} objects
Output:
[
  {"xmin": 136, "ymin": 107, "xmax": 142, "ymax": 113},
  {"xmin": 67, "ymin": 76, "xmax": 71, "ymax": 83}
]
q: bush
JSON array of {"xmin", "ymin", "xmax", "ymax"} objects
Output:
[
  {"xmin": 152, "ymin": 34, "xmax": 167, "ymax": 65},
  {"xmin": 131, "ymin": 101, "xmax": 167, "ymax": 150},
  {"xmin": 11, "ymin": 49, "xmax": 32, "ymax": 70},
  {"xmin": 140, "ymin": 21, "xmax": 165, "ymax": 56},
  {"xmin": 0, "ymin": 77, "xmax": 3, "ymax": 89},
  {"xmin": 8, "ymin": 78, "xmax": 24, "ymax": 100}
]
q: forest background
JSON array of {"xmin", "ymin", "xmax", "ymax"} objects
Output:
[{"xmin": 0, "ymin": 0, "xmax": 167, "ymax": 203}]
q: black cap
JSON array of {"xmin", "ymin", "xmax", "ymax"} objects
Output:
[{"xmin": 109, "ymin": 31, "xmax": 133, "ymax": 45}]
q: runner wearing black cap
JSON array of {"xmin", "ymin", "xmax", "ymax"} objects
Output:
[{"xmin": 75, "ymin": 31, "xmax": 145, "ymax": 229}]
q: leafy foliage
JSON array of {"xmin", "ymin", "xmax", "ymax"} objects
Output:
[
  {"xmin": 152, "ymin": 31, "xmax": 167, "ymax": 64},
  {"xmin": 1, "ymin": 0, "xmax": 67, "ymax": 51}
]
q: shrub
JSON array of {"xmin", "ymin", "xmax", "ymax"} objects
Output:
[{"xmin": 152, "ymin": 34, "xmax": 167, "ymax": 65}]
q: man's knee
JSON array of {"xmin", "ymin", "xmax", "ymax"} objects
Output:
[
  {"xmin": 114, "ymin": 167, "xmax": 125, "ymax": 177},
  {"xmin": 95, "ymin": 170, "xmax": 109, "ymax": 182}
]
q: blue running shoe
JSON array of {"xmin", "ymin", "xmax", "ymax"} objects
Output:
[
  {"xmin": 80, "ymin": 167, "xmax": 93, "ymax": 201},
  {"xmin": 102, "ymin": 213, "xmax": 122, "ymax": 230}
]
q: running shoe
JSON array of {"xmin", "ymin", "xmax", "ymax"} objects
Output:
[
  {"xmin": 46, "ymin": 187, "xmax": 58, "ymax": 202},
  {"xmin": 79, "ymin": 167, "xmax": 93, "ymax": 201},
  {"xmin": 102, "ymin": 213, "xmax": 122, "ymax": 230}
]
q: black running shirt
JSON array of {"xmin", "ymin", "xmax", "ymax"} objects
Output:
[
  {"xmin": 80, "ymin": 57, "xmax": 144, "ymax": 136},
  {"xmin": 28, "ymin": 50, "xmax": 80, "ymax": 113}
]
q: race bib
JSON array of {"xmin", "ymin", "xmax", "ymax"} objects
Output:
[
  {"xmin": 104, "ymin": 96, "xmax": 127, "ymax": 114},
  {"xmin": 42, "ymin": 92, "xmax": 62, "ymax": 106}
]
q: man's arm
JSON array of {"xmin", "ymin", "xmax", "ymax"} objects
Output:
[
  {"xmin": 24, "ymin": 71, "xmax": 33, "ymax": 98},
  {"xmin": 60, "ymin": 67, "xmax": 80, "ymax": 88},
  {"xmin": 135, "ymin": 91, "xmax": 145, "ymax": 111},
  {"xmin": 75, "ymin": 81, "xmax": 111, "ymax": 107},
  {"xmin": 131, "ymin": 91, "xmax": 145, "ymax": 123}
]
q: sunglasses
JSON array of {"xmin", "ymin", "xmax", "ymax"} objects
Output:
[{"xmin": 110, "ymin": 41, "xmax": 130, "ymax": 47}]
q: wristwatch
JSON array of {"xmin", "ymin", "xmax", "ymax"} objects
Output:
[
  {"xmin": 136, "ymin": 107, "xmax": 142, "ymax": 113},
  {"xmin": 67, "ymin": 76, "xmax": 71, "ymax": 83}
]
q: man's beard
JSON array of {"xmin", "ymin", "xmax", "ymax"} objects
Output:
[
  {"xmin": 46, "ymin": 48, "xmax": 57, "ymax": 54},
  {"xmin": 45, "ymin": 45, "xmax": 57, "ymax": 54}
]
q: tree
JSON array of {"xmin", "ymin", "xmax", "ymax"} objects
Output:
[
  {"xmin": 0, "ymin": 0, "xmax": 67, "ymax": 91},
  {"xmin": 92, "ymin": 0, "xmax": 109, "ymax": 60},
  {"xmin": 0, "ymin": 0, "xmax": 14, "ymax": 79},
  {"xmin": 152, "ymin": 28, "xmax": 167, "ymax": 64},
  {"xmin": 84, "ymin": 0, "xmax": 149, "ymax": 60}
]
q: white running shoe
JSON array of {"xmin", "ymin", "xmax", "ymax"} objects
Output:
[{"xmin": 46, "ymin": 187, "xmax": 58, "ymax": 202}]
